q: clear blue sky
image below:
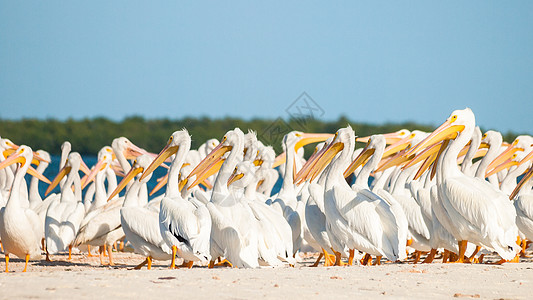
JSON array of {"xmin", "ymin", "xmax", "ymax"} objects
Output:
[{"xmin": 1, "ymin": 1, "xmax": 532, "ymax": 134}]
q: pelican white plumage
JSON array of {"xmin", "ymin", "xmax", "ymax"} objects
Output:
[
  {"xmin": 303, "ymin": 141, "xmax": 341, "ymax": 266},
  {"xmin": 228, "ymin": 161, "xmax": 286, "ymax": 266},
  {"xmin": 270, "ymin": 132, "xmax": 332, "ymax": 255},
  {"xmin": 306, "ymin": 127, "xmax": 401, "ymax": 265},
  {"xmin": 0, "ymin": 146, "xmax": 49, "ymax": 272},
  {"xmin": 44, "ymin": 152, "xmax": 88, "ymax": 260},
  {"xmin": 508, "ymin": 150, "xmax": 533, "ymax": 252},
  {"xmin": 105, "ymin": 154, "xmax": 172, "ymax": 269},
  {"xmin": 186, "ymin": 128, "xmax": 260, "ymax": 268},
  {"xmin": 27, "ymin": 150, "xmax": 59, "ymax": 248},
  {"xmin": 140, "ymin": 129, "xmax": 212, "ymax": 268},
  {"xmin": 512, "ymin": 163, "xmax": 533, "ymax": 241},
  {"xmin": 73, "ymin": 151, "xmax": 125, "ymax": 265},
  {"xmin": 407, "ymin": 108, "xmax": 520, "ymax": 262},
  {"xmin": 344, "ymin": 134, "xmax": 406, "ymax": 264}
]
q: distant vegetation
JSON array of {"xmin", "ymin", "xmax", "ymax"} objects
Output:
[{"xmin": 0, "ymin": 116, "xmax": 524, "ymax": 155}]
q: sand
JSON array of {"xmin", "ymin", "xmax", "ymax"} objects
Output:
[{"xmin": 1, "ymin": 251, "xmax": 532, "ymax": 299}]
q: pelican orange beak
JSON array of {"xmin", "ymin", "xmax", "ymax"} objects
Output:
[
  {"xmin": 1, "ymin": 140, "xmax": 19, "ymax": 158},
  {"xmin": 123, "ymin": 142, "xmax": 170, "ymax": 166},
  {"xmin": 150, "ymin": 174, "xmax": 168, "ymax": 196},
  {"xmin": 486, "ymin": 155, "xmax": 519, "ymax": 178},
  {"xmin": 520, "ymin": 148, "xmax": 533, "ymax": 165},
  {"xmin": 81, "ymin": 158, "xmax": 108, "ymax": 189},
  {"xmin": 272, "ymin": 133, "xmax": 334, "ymax": 168},
  {"xmin": 356, "ymin": 130, "xmax": 410, "ymax": 144},
  {"xmin": 0, "ymin": 149, "xmax": 25, "ymax": 169},
  {"xmin": 406, "ymin": 118, "xmax": 464, "ymax": 157},
  {"xmin": 186, "ymin": 137, "xmax": 232, "ymax": 190},
  {"xmin": 253, "ymin": 158, "xmax": 263, "ymax": 167},
  {"xmin": 510, "ymin": 166, "xmax": 533, "ymax": 200},
  {"xmin": 108, "ymin": 165, "xmax": 145, "ymax": 201},
  {"xmin": 110, "ymin": 163, "xmax": 126, "ymax": 177},
  {"xmin": 227, "ymin": 171, "xmax": 244, "ymax": 187},
  {"xmin": 188, "ymin": 158, "xmax": 224, "ymax": 190},
  {"xmin": 294, "ymin": 133, "xmax": 335, "ymax": 151},
  {"xmin": 454, "ymin": 140, "xmax": 488, "ymax": 163},
  {"xmin": 30, "ymin": 151, "xmax": 50, "ymax": 166},
  {"xmin": 294, "ymin": 142, "xmax": 329, "ymax": 184},
  {"xmin": 487, "ymin": 140, "xmax": 524, "ymax": 172},
  {"xmin": 178, "ymin": 177, "xmax": 187, "ymax": 193},
  {"xmin": 0, "ymin": 148, "xmax": 52, "ymax": 185},
  {"xmin": 46, "ymin": 164, "xmax": 72, "ymax": 196},
  {"xmin": 344, "ymin": 143, "xmax": 375, "ymax": 178},
  {"xmin": 457, "ymin": 147, "xmax": 488, "ymax": 165},
  {"xmin": 123, "ymin": 143, "xmax": 148, "ymax": 160},
  {"xmin": 139, "ymin": 140, "xmax": 179, "ymax": 182},
  {"xmin": 79, "ymin": 158, "xmax": 91, "ymax": 176},
  {"xmin": 272, "ymin": 153, "xmax": 285, "ymax": 168},
  {"xmin": 2, "ymin": 148, "xmax": 15, "ymax": 159},
  {"xmin": 415, "ymin": 139, "xmax": 449, "ymax": 180},
  {"xmin": 256, "ymin": 179, "xmax": 265, "ymax": 190},
  {"xmin": 304, "ymin": 136, "xmax": 344, "ymax": 183},
  {"xmin": 403, "ymin": 141, "xmax": 444, "ymax": 170},
  {"xmin": 381, "ymin": 133, "xmax": 416, "ymax": 159},
  {"xmin": 457, "ymin": 141, "xmax": 472, "ymax": 159},
  {"xmin": 28, "ymin": 166, "xmax": 52, "ymax": 184},
  {"xmin": 374, "ymin": 148, "xmax": 412, "ymax": 173}
]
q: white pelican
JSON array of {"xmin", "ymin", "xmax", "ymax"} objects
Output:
[
  {"xmin": 303, "ymin": 141, "xmax": 340, "ymax": 266},
  {"xmin": 345, "ymin": 134, "xmax": 407, "ymax": 264},
  {"xmin": 269, "ymin": 132, "xmax": 332, "ymax": 255},
  {"xmin": 140, "ymin": 130, "xmax": 212, "ymax": 268},
  {"xmin": 27, "ymin": 150, "xmax": 58, "ymax": 249},
  {"xmin": 73, "ymin": 151, "xmax": 125, "ymax": 266},
  {"xmin": 106, "ymin": 154, "xmax": 172, "ymax": 270},
  {"xmin": 186, "ymin": 128, "xmax": 260, "ymax": 268},
  {"xmin": 407, "ymin": 108, "xmax": 520, "ymax": 263},
  {"xmin": 508, "ymin": 149, "xmax": 533, "ymax": 254},
  {"xmin": 0, "ymin": 146, "xmax": 49, "ymax": 272},
  {"xmin": 307, "ymin": 127, "xmax": 401, "ymax": 265},
  {"xmin": 44, "ymin": 152, "xmax": 88, "ymax": 260},
  {"xmin": 228, "ymin": 161, "xmax": 289, "ymax": 266}
]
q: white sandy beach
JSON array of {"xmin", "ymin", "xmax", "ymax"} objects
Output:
[{"xmin": 1, "ymin": 251, "xmax": 532, "ymax": 299}]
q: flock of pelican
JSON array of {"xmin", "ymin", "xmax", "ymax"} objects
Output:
[{"xmin": 0, "ymin": 108, "xmax": 532, "ymax": 272}]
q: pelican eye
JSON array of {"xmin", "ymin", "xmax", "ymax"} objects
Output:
[
  {"xmin": 482, "ymin": 134, "xmax": 487, "ymax": 139},
  {"xmin": 451, "ymin": 115, "xmax": 458, "ymax": 122}
]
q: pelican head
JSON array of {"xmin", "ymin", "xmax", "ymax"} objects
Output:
[{"xmin": 139, "ymin": 129, "xmax": 191, "ymax": 182}]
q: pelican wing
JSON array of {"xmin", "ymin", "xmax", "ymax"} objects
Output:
[
  {"xmin": 74, "ymin": 206, "xmax": 121, "ymax": 246},
  {"xmin": 329, "ymin": 186, "xmax": 382, "ymax": 250},
  {"xmin": 120, "ymin": 207, "xmax": 171, "ymax": 254},
  {"xmin": 442, "ymin": 176, "xmax": 517, "ymax": 242}
]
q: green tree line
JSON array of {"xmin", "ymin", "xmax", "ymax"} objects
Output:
[{"xmin": 0, "ymin": 116, "xmax": 525, "ymax": 156}]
